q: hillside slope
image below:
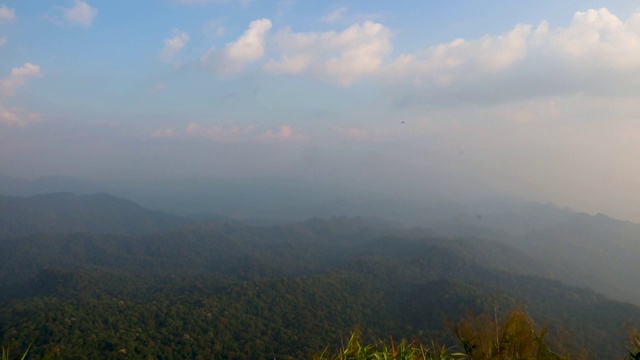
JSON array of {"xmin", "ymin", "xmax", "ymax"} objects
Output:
[{"xmin": 0, "ymin": 192, "xmax": 189, "ymax": 238}]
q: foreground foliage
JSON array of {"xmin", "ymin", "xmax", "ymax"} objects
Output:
[
  {"xmin": 315, "ymin": 332, "xmax": 463, "ymax": 360},
  {"xmin": 1, "ymin": 345, "xmax": 29, "ymax": 360},
  {"xmin": 317, "ymin": 309, "xmax": 568, "ymax": 360},
  {"xmin": 451, "ymin": 310, "xmax": 567, "ymax": 360},
  {"xmin": 625, "ymin": 328, "xmax": 640, "ymax": 360}
]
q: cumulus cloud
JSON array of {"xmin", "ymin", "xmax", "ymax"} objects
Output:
[
  {"xmin": 322, "ymin": 7, "xmax": 347, "ymax": 23},
  {"xmin": 0, "ymin": 63, "xmax": 43, "ymax": 127},
  {"xmin": 264, "ymin": 21, "xmax": 392, "ymax": 85},
  {"xmin": 64, "ymin": 0, "xmax": 98, "ymax": 27},
  {"xmin": 159, "ymin": 30, "xmax": 190, "ymax": 64},
  {"xmin": 0, "ymin": 5, "xmax": 16, "ymax": 23},
  {"xmin": 385, "ymin": 23, "xmax": 532, "ymax": 86},
  {"xmin": 202, "ymin": 18, "xmax": 272, "ymax": 74},
  {"xmin": 382, "ymin": 7, "xmax": 640, "ymax": 103},
  {"xmin": 190, "ymin": 7, "xmax": 640, "ymax": 99}
]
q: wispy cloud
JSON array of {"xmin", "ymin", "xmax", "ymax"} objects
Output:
[
  {"xmin": 64, "ymin": 0, "xmax": 98, "ymax": 27},
  {"xmin": 175, "ymin": 0, "xmax": 214, "ymax": 3},
  {"xmin": 151, "ymin": 123, "xmax": 256, "ymax": 143},
  {"xmin": 159, "ymin": 30, "xmax": 190, "ymax": 65},
  {"xmin": 203, "ymin": 18, "xmax": 226, "ymax": 38},
  {"xmin": 150, "ymin": 127, "xmax": 176, "ymax": 138},
  {"xmin": 0, "ymin": 63, "xmax": 44, "ymax": 127},
  {"xmin": 258, "ymin": 126, "xmax": 304, "ymax": 142},
  {"xmin": 150, "ymin": 123, "xmax": 304, "ymax": 143},
  {"xmin": 174, "ymin": 0, "xmax": 250, "ymax": 6},
  {"xmin": 322, "ymin": 7, "xmax": 347, "ymax": 23},
  {"xmin": 148, "ymin": 82, "xmax": 166, "ymax": 94},
  {"xmin": 1, "ymin": 63, "xmax": 43, "ymax": 97},
  {"xmin": 186, "ymin": 122, "xmax": 256, "ymax": 142},
  {"xmin": 0, "ymin": 36, "xmax": 6, "ymax": 47},
  {"xmin": 330, "ymin": 125, "xmax": 370, "ymax": 141},
  {"xmin": 0, "ymin": 5, "xmax": 16, "ymax": 23}
]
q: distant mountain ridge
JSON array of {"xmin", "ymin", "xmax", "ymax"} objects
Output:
[
  {"xmin": 0, "ymin": 192, "xmax": 189, "ymax": 238},
  {"xmin": 2, "ymin": 189, "xmax": 640, "ymax": 306}
]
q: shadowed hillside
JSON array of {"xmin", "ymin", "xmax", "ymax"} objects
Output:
[{"xmin": 0, "ymin": 193, "xmax": 189, "ymax": 238}]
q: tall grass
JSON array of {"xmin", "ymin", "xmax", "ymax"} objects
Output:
[
  {"xmin": 313, "ymin": 330, "xmax": 465, "ymax": 360},
  {"xmin": 625, "ymin": 328, "xmax": 640, "ymax": 360},
  {"xmin": 1, "ymin": 345, "xmax": 30, "ymax": 360},
  {"xmin": 318, "ymin": 309, "xmax": 569, "ymax": 360}
]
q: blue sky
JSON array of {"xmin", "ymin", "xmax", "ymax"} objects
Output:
[{"xmin": 2, "ymin": 0, "xmax": 640, "ymax": 220}]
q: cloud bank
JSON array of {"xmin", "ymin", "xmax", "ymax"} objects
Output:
[{"xmin": 191, "ymin": 7, "xmax": 640, "ymax": 99}]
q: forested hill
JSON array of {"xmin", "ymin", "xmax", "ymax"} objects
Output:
[
  {"xmin": 3, "ymin": 255, "xmax": 638, "ymax": 359},
  {"xmin": 0, "ymin": 192, "xmax": 189, "ymax": 237},
  {"xmin": 1, "ymin": 205, "xmax": 640, "ymax": 359}
]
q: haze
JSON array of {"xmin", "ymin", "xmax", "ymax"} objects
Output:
[{"xmin": 2, "ymin": 1, "xmax": 640, "ymax": 221}]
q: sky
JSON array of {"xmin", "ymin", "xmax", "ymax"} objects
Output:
[{"xmin": 1, "ymin": 0, "xmax": 640, "ymax": 220}]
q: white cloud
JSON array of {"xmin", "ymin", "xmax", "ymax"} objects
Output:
[
  {"xmin": 0, "ymin": 5, "xmax": 15, "ymax": 23},
  {"xmin": 194, "ymin": 7, "xmax": 640, "ymax": 98},
  {"xmin": 0, "ymin": 36, "xmax": 6, "ymax": 47},
  {"xmin": 0, "ymin": 63, "xmax": 43, "ymax": 97},
  {"xmin": 159, "ymin": 30, "xmax": 190, "ymax": 64},
  {"xmin": 382, "ymin": 7, "xmax": 640, "ymax": 103},
  {"xmin": 0, "ymin": 106, "xmax": 41, "ymax": 127},
  {"xmin": 225, "ymin": 19, "xmax": 271, "ymax": 61},
  {"xmin": 385, "ymin": 23, "xmax": 532, "ymax": 86},
  {"xmin": 322, "ymin": 7, "xmax": 347, "ymax": 23},
  {"xmin": 0, "ymin": 63, "xmax": 43, "ymax": 127},
  {"xmin": 64, "ymin": 0, "xmax": 98, "ymax": 27},
  {"xmin": 202, "ymin": 18, "xmax": 272, "ymax": 74},
  {"xmin": 540, "ymin": 8, "xmax": 640, "ymax": 69},
  {"xmin": 264, "ymin": 21, "xmax": 392, "ymax": 85}
]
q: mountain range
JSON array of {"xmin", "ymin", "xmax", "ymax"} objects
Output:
[{"xmin": 0, "ymin": 191, "xmax": 639, "ymax": 358}]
